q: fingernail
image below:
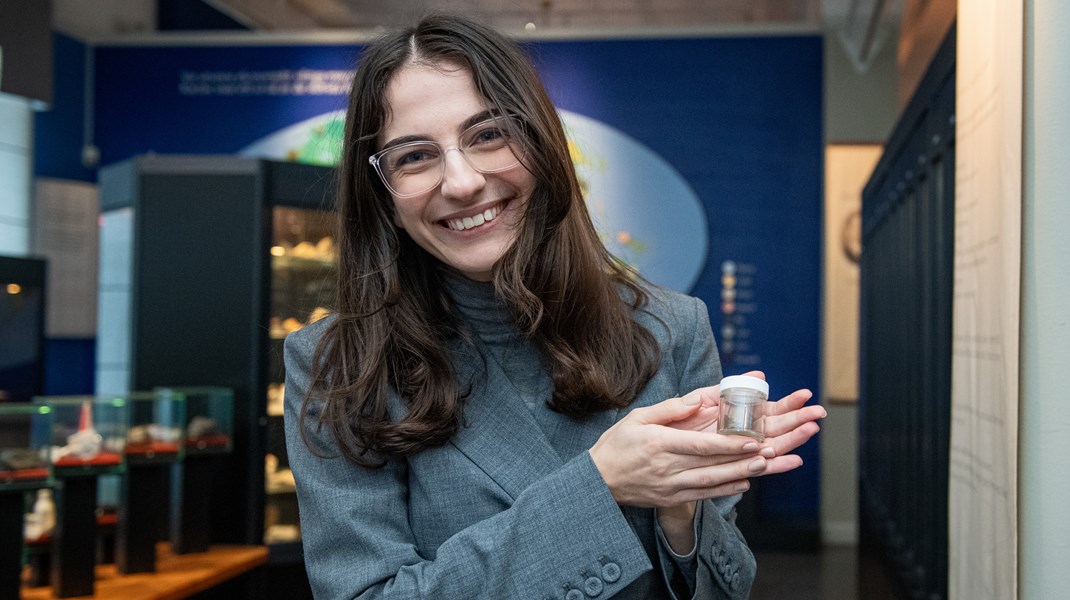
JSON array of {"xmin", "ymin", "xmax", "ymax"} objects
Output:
[
  {"xmin": 735, "ymin": 482, "xmax": 749, "ymax": 492},
  {"xmin": 743, "ymin": 442, "xmax": 759, "ymax": 452},
  {"xmin": 821, "ymin": 408, "xmax": 828, "ymax": 418},
  {"xmin": 760, "ymin": 447, "xmax": 775, "ymax": 458},
  {"xmin": 682, "ymin": 394, "xmax": 700, "ymax": 406},
  {"xmin": 749, "ymin": 458, "xmax": 766, "ymax": 473}
]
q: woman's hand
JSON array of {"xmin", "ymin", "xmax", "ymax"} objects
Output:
[
  {"xmin": 669, "ymin": 371, "xmax": 826, "ymax": 477},
  {"xmin": 588, "ymin": 389, "xmax": 771, "ymax": 508},
  {"xmin": 600, "ymin": 372, "xmax": 826, "ymax": 553}
]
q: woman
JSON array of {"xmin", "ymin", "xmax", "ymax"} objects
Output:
[{"xmin": 284, "ymin": 14, "xmax": 825, "ymax": 599}]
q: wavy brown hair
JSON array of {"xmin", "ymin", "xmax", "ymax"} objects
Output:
[{"xmin": 303, "ymin": 14, "xmax": 660, "ymax": 467}]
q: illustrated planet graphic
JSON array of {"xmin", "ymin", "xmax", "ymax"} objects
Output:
[{"xmin": 241, "ymin": 109, "xmax": 708, "ymax": 292}]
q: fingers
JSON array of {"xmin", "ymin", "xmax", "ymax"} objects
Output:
[
  {"xmin": 766, "ymin": 421, "xmax": 821, "ymax": 457},
  {"xmin": 761, "ymin": 454, "xmax": 804, "ymax": 476},
  {"xmin": 629, "ymin": 388, "xmax": 719, "ymax": 425},
  {"xmin": 767, "ymin": 388, "xmax": 814, "ymax": 417},
  {"xmin": 681, "ymin": 455, "xmax": 770, "ymax": 486},
  {"xmin": 661, "ymin": 479, "xmax": 752, "ymax": 504},
  {"xmin": 763, "ymin": 403, "xmax": 827, "ymax": 439},
  {"xmin": 668, "ymin": 443, "xmax": 771, "ymax": 472},
  {"xmin": 657, "ymin": 426, "xmax": 767, "ymax": 457}
]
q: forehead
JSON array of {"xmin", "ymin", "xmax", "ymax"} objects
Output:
[{"xmin": 381, "ymin": 61, "xmax": 486, "ymax": 140}]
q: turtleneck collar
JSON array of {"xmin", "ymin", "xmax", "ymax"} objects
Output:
[{"xmin": 441, "ymin": 270, "xmax": 517, "ymax": 342}]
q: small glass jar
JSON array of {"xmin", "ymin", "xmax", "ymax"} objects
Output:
[{"xmin": 717, "ymin": 375, "xmax": 769, "ymax": 441}]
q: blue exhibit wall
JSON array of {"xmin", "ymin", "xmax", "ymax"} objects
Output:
[
  {"xmin": 87, "ymin": 34, "xmax": 823, "ymax": 528},
  {"xmin": 35, "ymin": 32, "xmax": 94, "ymax": 183},
  {"xmin": 532, "ymin": 37, "xmax": 823, "ymax": 526}
]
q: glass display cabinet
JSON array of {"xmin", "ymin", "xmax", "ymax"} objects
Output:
[
  {"xmin": 116, "ymin": 390, "xmax": 185, "ymax": 574},
  {"xmin": 161, "ymin": 386, "xmax": 235, "ymax": 554},
  {"xmin": 97, "ymin": 155, "xmax": 335, "ymax": 585},
  {"xmin": 265, "ymin": 206, "xmax": 336, "ymax": 547},
  {"xmin": 41, "ymin": 396, "xmax": 127, "ymax": 477},
  {"xmin": 124, "ymin": 390, "xmax": 185, "ymax": 465},
  {"xmin": 175, "ymin": 386, "xmax": 235, "ymax": 456},
  {"xmin": 0, "ymin": 256, "xmax": 47, "ymax": 404},
  {"xmin": 0, "ymin": 403, "xmax": 52, "ymax": 599},
  {"xmin": 0, "ymin": 403, "xmax": 52, "ymax": 490},
  {"xmin": 35, "ymin": 395, "xmax": 128, "ymax": 597}
]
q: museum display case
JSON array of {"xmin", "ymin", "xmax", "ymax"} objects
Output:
[
  {"xmin": 41, "ymin": 396, "xmax": 127, "ymax": 477},
  {"xmin": 162, "ymin": 386, "xmax": 236, "ymax": 554},
  {"xmin": 0, "ymin": 402, "xmax": 52, "ymax": 490},
  {"xmin": 97, "ymin": 156, "xmax": 335, "ymax": 575},
  {"xmin": 0, "ymin": 255, "xmax": 47, "ymax": 404},
  {"xmin": 0, "ymin": 403, "xmax": 52, "ymax": 598},
  {"xmin": 33, "ymin": 395, "xmax": 128, "ymax": 596},
  {"xmin": 116, "ymin": 390, "xmax": 185, "ymax": 573}
]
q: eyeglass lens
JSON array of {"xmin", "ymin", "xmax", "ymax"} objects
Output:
[{"xmin": 373, "ymin": 116, "xmax": 524, "ymax": 197}]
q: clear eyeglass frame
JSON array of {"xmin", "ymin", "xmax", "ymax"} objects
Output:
[{"xmin": 368, "ymin": 115, "xmax": 527, "ymax": 198}]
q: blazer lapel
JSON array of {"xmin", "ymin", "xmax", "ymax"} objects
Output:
[
  {"xmin": 448, "ymin": 340, "xmax": 563, "ymax": 500},
  {"xmin": 534, "ymin": 399, "xmax": 620, "ymax": 462}
]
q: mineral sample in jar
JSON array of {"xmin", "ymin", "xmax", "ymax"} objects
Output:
[{"xmin": 717, "ymin": 375, "xmax": 769, "ymax": 441}]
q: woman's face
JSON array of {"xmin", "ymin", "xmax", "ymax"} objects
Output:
[{"xmin": 378, "ymin": 61, "xmax": 536, "ymax": 281}]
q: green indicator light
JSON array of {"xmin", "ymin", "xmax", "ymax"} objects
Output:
[
  {"xmin": 112, "ymin": 398, "xmax": 126, "ymax": 408},
  {"xmin": 38, "ymin": 406, "xmax": 52, "ymax": 415}
]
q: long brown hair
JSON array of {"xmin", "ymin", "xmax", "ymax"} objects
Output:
[{"xmin": 304, "ymin": 14, "xmax": 660, "ymax": 467}]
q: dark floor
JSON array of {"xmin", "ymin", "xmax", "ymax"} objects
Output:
[{"xmin": 751, "ymin": 545, "xmax": 910, "ymax": 600}]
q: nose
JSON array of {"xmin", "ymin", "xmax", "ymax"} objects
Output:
[{"xmin": 439, "ymin": 148, "xmax": 485, "ymax": 201}]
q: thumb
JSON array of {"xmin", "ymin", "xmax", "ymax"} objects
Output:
[{"xmin": 631, "ymin": 387, "xmax": 716, "ymax": 425}]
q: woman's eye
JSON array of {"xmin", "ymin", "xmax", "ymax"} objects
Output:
[
  {"xmin": 468, "ymin": 125, "xmax": 508, "ymax": 147},
  {"xmin": 393, "ymin": 147, "xmax": 437, "ymax": 169}
]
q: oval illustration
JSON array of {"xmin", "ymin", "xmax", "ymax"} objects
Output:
[{"xmin": 240, "ymin": 108, "xmax": 708, "ymax": 292}]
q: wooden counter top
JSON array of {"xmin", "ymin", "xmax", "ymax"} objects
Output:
[{"xmin": 22, "ymin": 543, "xmax": 268, "ymax": 600}]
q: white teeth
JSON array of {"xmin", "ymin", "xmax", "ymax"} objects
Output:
[{"xmin": 446, "ymin": 204, "xmax": 502, "ymax": 231}]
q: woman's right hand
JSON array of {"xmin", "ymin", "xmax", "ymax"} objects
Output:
[{"xmin": 588, "ymin": 389, "xmax": 772, "ymax": 508}]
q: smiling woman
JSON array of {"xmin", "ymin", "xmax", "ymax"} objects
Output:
[
  {"xmin": 377, "ymin": 62, "xmax": 536, "ymax": 282},
  {"xmin": 282, "ymin": 13, "xmax": 825, "ymax": 600}
]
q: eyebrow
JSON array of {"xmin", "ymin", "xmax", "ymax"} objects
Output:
[{"xmin": 379, "ymin": 109, "xmax": 500, "ymax": 152}]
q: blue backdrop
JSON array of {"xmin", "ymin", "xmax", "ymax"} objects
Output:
[{"xmin": 84, "ymin": 35, "xmax": 823, "ymax": 524}]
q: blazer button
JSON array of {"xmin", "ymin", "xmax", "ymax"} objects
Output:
[
  {"xmin": 565, "ymin": 589, "xmax": 584, "ymax": 600},
  {"xmin": 583, "ymin": 576, "xmax": 604, "ymax": 597},
  {"xmin": 601, "ymin": 562, "xmax": 621, "ymax": 583}
]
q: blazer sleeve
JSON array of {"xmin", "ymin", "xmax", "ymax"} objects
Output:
[
  {"xmin": 653, "ymin": 295, "xmax": 757, "ymax": 599},
  {"xmin": 283, "ymin": 326, "xmax": 654, "ymax": 600}
]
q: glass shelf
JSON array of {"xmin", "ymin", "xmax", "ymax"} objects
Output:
[
  {"xmin": 36, "ymin": 396, "xmax": 128, "ymax": 477},
  {"xmin": 0, "ymin": 403, "xmax": 53, "ymax": 491},
  {"xmin": 265, "ymin": 206, "xmax": 336, "ymax": 546}
]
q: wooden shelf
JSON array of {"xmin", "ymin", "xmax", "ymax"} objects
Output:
[{"xmin": 22, "ymin": 543, "xmax": 268, "ymax": 600}]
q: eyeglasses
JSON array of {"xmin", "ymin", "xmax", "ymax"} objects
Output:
[{"xmin": 368, "ymin": 115, "xmax": 526, "ymax": 198}]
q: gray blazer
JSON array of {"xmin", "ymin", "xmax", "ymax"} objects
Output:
[{"xmin": 284, "ymin": 288, "xmax": 756, "ymax": 599}]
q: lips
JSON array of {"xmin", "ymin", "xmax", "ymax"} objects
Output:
[{"xmin": 442, "ymin": 202, "xmax": 505, "ymax": 231}]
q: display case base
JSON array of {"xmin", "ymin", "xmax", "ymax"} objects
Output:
[{"xmin": 51, "ymin": 476, "xmax": 98, "ymax": 598}]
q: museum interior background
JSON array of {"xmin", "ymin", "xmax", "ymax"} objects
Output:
[{"xmin": 1, "ymin": 1, "xmax": 1067, "ymax": 599}]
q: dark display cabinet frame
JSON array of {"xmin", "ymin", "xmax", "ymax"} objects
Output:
[
  {"xmin": 0, "ymin": 255, "xmax": 47, "ymax": 404},
  {"xmin": 97, "ymin": 155, "xmax": 335, "ymax": 586}
]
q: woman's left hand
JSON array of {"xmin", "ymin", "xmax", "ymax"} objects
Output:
[
  {"xmin": 668, "ymin": 370, "xmax": 825, "ymax": 477},
  {"xmin": 656, "ymin": 372, "xmax": 825, "ymax": 551}
]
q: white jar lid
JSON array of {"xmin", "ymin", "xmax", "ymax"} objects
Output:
[{"xmin": 719, "ymin": 375, "xmax": 769, "ymax": 398}]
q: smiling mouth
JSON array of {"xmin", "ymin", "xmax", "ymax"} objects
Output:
[{"xmin": 443, "ymin": 203, "xmax": 504, "ymax": 231}]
